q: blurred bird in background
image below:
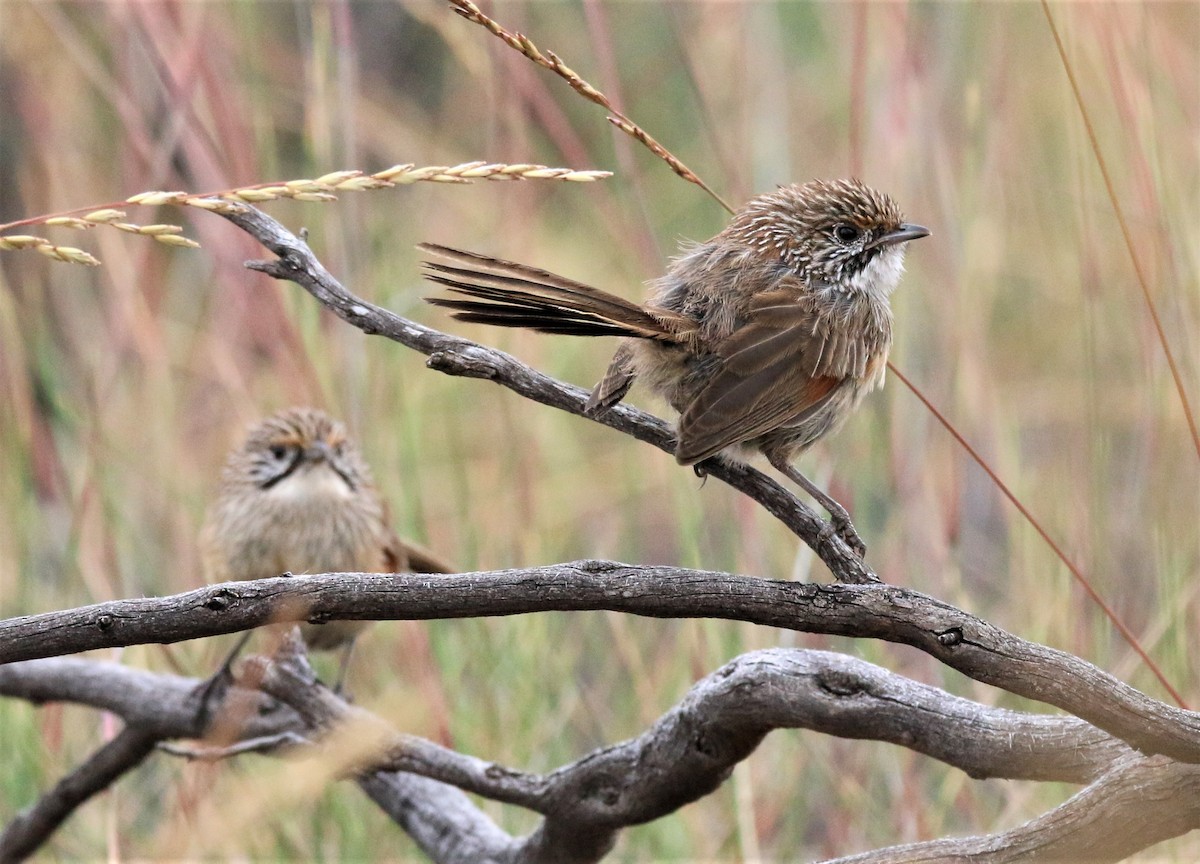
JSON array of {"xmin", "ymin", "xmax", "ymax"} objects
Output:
[{"xmin": 202, "ymin": 406, "xmax": 452, "ymax": 686}]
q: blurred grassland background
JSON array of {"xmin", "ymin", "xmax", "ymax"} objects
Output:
[{"xmin": 0, "ymin": 1, "xmax": 1197, "ymax": 860}]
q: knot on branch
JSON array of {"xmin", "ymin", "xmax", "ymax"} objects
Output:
[
  {"xmin": 581, "ymin": 775, "xmax": 624, "ymax": 809},
  {"xmin": 202, "ymin": 588, "xmax": 239, "ymax": 612},
  {"xmin": 426, "ymin": 347, "xmax": 498, "ymax": 380},
  {"xmin": 484, "ymin": 763, "xmax": 523, "ymax": 781},
  {"xmin": 816, "ymin": 668, "xmax": 865, "ymax": 698},
  {"xmin": 576, "ymin": 560, "xmax": 624, "ymax": 575},
  {"xmin": 94, "ymin": 614, "xmax": 115, "ymax": 632},
  {"xmin": 692, "ymin": 729, "xmax": 720, "ymax": 758}
]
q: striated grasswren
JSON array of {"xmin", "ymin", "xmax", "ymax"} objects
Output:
[
  {"xmin": 202, "ymin": 406, "xmax": 450, "ymax": 667},
  {"xmin": 422, "ymin": 178, "xmax": 928, "ymax": 555}
]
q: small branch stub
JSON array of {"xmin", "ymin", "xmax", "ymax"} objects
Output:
[{"xmin": 937, "ymin": 627, "xmax": 964, "ymax": 648}]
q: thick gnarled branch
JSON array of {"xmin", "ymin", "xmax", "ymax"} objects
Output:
[
  {"xmin": 0, "ymin": 644, "xmax": 1161, "ymax": 864},
  {"xmin": 261, "ymin": 642, "xmax": 1200, "ymax": 864},
  {"xmin": 2, "ymin": 563, "xmax": 1198, "ymax": 766},
  {"xmin": 828, "ymin": 754, "xmax": 1200, "ymax": 864}
]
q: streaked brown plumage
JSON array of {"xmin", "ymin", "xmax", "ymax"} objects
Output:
[
  {"xmin": 422, "ymin": 179, "xmax": 928, "ymax": 553},
  {"xmin": 201, "ymin": 407, "xmax": 451, "ymax": 660}
]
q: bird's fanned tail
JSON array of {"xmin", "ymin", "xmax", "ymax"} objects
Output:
[{"xmin": 420, "ymin": 243, "xmax": 674, "ymax": 340}]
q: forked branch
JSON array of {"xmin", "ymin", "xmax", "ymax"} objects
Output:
[{"xmin": 0, "ymin": 641, "xmax": 1172, "ymax": 864}]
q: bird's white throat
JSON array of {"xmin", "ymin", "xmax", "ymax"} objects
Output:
[
  {"xmin": 268, "ymin": 463, "xmax": 355, "ymax": 501},
  {"xmin": 847, "ymin": 245, "xmax": 907, "ymax": 301}
]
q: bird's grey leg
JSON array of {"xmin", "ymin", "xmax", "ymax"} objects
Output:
[{"xmin": 766, "ymin": 452, "xmax": 866, "ymax": 558}]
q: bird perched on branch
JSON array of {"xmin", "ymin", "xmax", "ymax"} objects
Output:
[
  {"xmin": 202, "ymin": 406, "xmax": 452, "ymax": 683},
  {"xmin": 422, "ymin": 178, "xmax": 928, "ymax": 555}
]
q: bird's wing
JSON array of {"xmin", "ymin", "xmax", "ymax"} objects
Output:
[
  {"xmin": 586, "ymin": 342, "xmax": 637, "ymax": 414},
  {"xmin": 393, "ymin": 538, "xmax": 457, "ymax": 575},
  {"xmin": 674, "ymin": 289, "xmax": 843, "ymax": 465},
  {"xmin": 379, "ymin": 497, "xmax": 456, "ymax": 574},
  {"xmin": 382, "ymin": 530, "xmax": 457, "ymax": 574}
]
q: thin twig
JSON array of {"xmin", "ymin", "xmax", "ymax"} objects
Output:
[{"xmin": 158, "ymin": 732, "xmax": 309, "ymax": 761}]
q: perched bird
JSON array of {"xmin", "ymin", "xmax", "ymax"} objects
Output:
[
  {"xmin": 421, "ymin": 178, "xmax": 928, "ymax": 554},
  {"xmin": 202, "ymin": 406, "xmax": 451, "ymax": 681}
]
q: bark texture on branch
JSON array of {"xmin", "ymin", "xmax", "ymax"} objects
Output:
[
  {"xmin": 2, "ymin": 565, "xmax": 1197, "ymax": 765},
  {"xmin": 827, "ymin": 754, "xmax": 1200, "ymax": 863},
  {"xmin": 0, "ymin": 642, "xmax": 1165, "ymax": 864}
]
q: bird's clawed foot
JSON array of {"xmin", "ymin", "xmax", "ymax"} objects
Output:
[
  {"xmin": 822, "ymin": 500, "xmax": 867, "ymax": 558},
  {"xmin": 766, "ymin": 455, "xmax": 868, "ymax": 558}
]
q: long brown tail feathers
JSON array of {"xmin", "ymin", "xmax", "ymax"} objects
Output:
[{"xmin": 419, "ymin": 243, "xmax": 669, "ymax": 340}]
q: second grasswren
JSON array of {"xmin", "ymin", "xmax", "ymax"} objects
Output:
[{"xmin": 201, "ymin": 407, "xmax": 451, "ymax": 673}]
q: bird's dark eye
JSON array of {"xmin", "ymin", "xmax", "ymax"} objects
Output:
[
  {"xmin": 833, "ymin": 224, "xmax": 861, "ymax": 244},
  {"xmin": 269, "ymin": 444, "xmax": 288, "ymax": 460}
]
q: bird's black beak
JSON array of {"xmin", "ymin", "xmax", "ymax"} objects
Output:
[
  {"xmin": 870, "ymin": 223, "xmax": 930, "ymax": 249},
  {"xmin": 304, "ymin": 442, "xmax": 333, "ymax": 463},
  {"xmin": 304, "ymin": 440, "xmax": 357, "ymax": 489}
]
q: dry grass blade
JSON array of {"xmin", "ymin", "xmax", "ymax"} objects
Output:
[
  {"xmin": 887, "ymin": 363, "xmax": 1187, "ymax": 709},
  {"xmin": 1041, "ymin": 0, "xmax": 1200, "ymax": 465},
  {"xmin": 446, "ymin": 0, "xmax": 733, "ymax": 214},
  {"xmin": 605, "ymin": 117, "xmax": 706, "ymax": 189}
]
